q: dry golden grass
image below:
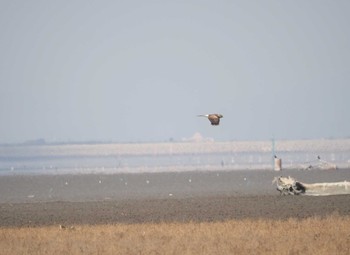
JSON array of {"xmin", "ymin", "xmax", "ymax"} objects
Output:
[{"xmin": 1, "ymin": 214, "xmax": 350, "ymax": 255}]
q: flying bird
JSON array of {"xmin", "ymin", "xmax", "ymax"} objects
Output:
[{"xmin": 198, "ymin": 114, "xmax": 223, "ymax": 126}]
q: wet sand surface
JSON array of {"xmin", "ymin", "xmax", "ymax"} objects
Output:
[{"xmin": 1, "ymin": 169, "xmax": 350, "ymax": 227}]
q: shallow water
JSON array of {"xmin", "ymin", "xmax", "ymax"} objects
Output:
[{"xmin": 0, "ymin": 141, "xmax": 349, "ymax": 175}]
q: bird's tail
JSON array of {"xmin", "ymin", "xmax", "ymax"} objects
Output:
[{"xmin": 197, "ymin": 114, "xmax": 208, "ymax": 117}]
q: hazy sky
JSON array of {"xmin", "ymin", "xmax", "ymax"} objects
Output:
[{"xmin": 1, "ymin": 1, "xmax": 349, "ymax": 143}]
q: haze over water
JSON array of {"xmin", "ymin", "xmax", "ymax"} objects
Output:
[{"xmin": 1, "ymin": 139, "xmax": 349, "ymax": 175}]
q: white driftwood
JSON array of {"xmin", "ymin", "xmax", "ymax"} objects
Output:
[
  {"xmin": 272, "ymin": 176, "xmax": 305, "ymax": 195},
  {"xmin": 301, "ymin": 181, "xmax": 350, "ymax": 196},
  {"xmin": 273, "ymin": 176, "xmax": 350, "ymax": 196}
]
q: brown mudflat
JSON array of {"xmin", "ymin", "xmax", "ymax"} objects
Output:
[{"xmin": 1, "ymin": 169, "xmax": 350, "ymax": 227}]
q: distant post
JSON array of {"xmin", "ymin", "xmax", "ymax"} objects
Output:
[
  {"xmin": 274, "ymin": 156, "xmax": 282, "ymax": 171},
  {"xmin": 271, "ymin": 138, "xmax": 275, "ymax": 170},
  {"xmin": 272, "ymin": 138, "xmax": 282, "ymax": 171}
]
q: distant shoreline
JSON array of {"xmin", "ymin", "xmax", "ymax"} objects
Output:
[
  {"xmin": 1, "ymin": 137, "xmax": 350, "ymax": 147},
  {"xmin": 1, "ymin": 139, "xmax": 349, "ymax": 175}
]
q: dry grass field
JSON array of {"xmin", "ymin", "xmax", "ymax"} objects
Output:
[{"xmin": 1, "ymin": 214, "xmax": 350, "ymax": 255}]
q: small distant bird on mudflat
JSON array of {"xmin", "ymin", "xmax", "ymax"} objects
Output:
[{"xmin": 198, "ymin": 114, "xmax": 223, "ymax": 126}]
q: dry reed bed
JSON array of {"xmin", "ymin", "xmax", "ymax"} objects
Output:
[{"xmin": 1, "ymin": 214, "xmax": 350, "ymax": 255}]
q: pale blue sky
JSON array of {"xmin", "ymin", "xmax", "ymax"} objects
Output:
[{"xmin": 0, "ymin": 1, "xmax": 349, "ymax": 143}]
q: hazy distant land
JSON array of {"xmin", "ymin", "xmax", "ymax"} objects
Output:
[{"xmin": 0, "ymin": 138, "xmax": 349, "ymax": 175}]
